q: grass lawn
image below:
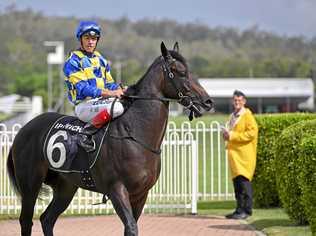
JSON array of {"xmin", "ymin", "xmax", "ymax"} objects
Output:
[
  {"xmin": 0, "ymin": 113, "xmax": 11, "ymax": 122},
  {"xmin": 198, "ymin": 201, "xmax": 312, "ymax": 236}
]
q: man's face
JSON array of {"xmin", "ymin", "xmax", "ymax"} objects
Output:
[
  {"xmin": 81, "ymin": 34, "xmax": 98, "ymax": 53},
  {"xmin": 233, "ymin": 95, "xmax": 246, "ymax": 112}
]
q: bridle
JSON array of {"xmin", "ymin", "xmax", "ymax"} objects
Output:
[
  {"xmin": 122, "ymin": 54, "xmax": 202, "ymax": 120},
  {"xmin": 161, "ymin": 55, "xmax": 202, "ymax": 119},
  {"xmin": 110, "ymin": 53, "xmax": 204, "ymax": 155}
]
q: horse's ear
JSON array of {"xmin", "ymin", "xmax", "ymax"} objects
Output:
[
  {"xmin": 173, "ymin": 42, "xmax": 179, "ymax": 53},
  {"xmin": 161, "ymin": 41, "xmax": 168, "ymax": 58}
]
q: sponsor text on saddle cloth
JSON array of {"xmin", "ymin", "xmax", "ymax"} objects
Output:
[{"xmin": 43, "ymin": 116, "xmax": 108, "ymax": 175}]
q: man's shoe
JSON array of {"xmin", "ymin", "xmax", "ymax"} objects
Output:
[
  {"xmin": 230, "ymin": 212, "xmax": 250, "ymax": 220},
  {"xmin": 225, "ymin": 212, "xmax": 236, "ymax": 219},
  {"xmin": 78, "ymin": 134, "xmax": 96, "ymax": 153}
]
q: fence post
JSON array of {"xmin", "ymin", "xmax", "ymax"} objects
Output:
[
  {"xmin": 191, "ymin": 140, "xmax": 198, "ymax": 215},
  {"xmin": 31, "ymin": 96, "xmax": 43, "ymax": 118}
]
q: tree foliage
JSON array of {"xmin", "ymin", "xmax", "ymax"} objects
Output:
[{"xmin": 0, "ymin": 7, "xmax": 315, "ymax": 98}]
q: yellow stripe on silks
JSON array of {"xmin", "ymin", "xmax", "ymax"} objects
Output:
[
  {"xmin": 69, "ymin": 90, "xmax": 77, "ymax": 101},
  {"xmin": 96, "ymin": 77, "xmax": 105, "ymax": 89},
  {"xmin": 68, "ymin": 71, "xmax": 87, "ymax": 84},
  {"xmin": 90, "ymin": 57, "xmax": 100, "ymax": 67},
  {"xmin": 101, "ymin": 67, "xmax": 106, "ymax": 77},
  {"xmin": 83, "ymin": 68, "xmax": 95, "ymax": 79},
  {"xmin": 106, "ymin": 72, "xmax": 114, "ymax": 83},
  {"xmin": 94, "ymin": 51, "xmax": 101, "ymax": 57},
  {"xmin": 73, "ymin": 50, "xmax": 85, "ymax": 58}
]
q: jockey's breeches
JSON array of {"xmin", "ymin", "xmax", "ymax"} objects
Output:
[{"xmin": 74, "ymin": 97, "xmax": 124, "ymax": 125}]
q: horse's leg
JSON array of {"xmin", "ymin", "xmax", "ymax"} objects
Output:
[
  {"xmin": 17, "ymin": 162, "xmax": 46, "ymax": 236},
  {"xmin": 19, "ymin": 191, "xmax": 40, "ymax": 236},
  {"xmin": 109, "ymin": 182, "xmax": 138, "ymax": 236},
  {"xmin": 40, "ymin": 176, "xmax": 78, "ymax": 236},
  {"xmin": 131, "ymin": 191, "xmax": 149, "ymax": 222}
]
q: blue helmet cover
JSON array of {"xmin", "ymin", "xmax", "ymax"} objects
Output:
[{"xmin": 76, "ymin": 21, "xmax": 101, "ymax": 40}]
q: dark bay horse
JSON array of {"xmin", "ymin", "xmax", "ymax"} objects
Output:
[{"xmin": 7, "ymin": 42, "xmax": 213, "ymax": 236}]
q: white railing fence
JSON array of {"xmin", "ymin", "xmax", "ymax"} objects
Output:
[{"xmin": 0, "ymin": 121, "xmax": 233, "ymax": 216}]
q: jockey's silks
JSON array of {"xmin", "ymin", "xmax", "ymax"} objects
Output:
[{"xmin": 63, "ymin": 50, "xmax": 119, "ymax": 104}]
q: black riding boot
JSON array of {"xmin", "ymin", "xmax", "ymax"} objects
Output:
[{"xmin": 78, "ymin": 123, "xmax": 99, "ymax": 152}]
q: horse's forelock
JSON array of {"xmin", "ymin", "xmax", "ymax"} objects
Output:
[{"xmin": 169, "ymin": 50, "xmax": 188, "ymax": 69}]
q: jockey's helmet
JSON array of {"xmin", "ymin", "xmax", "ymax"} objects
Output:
[{"xmin": 76, "ymin": 21, "xmax": 101, "ymax": 40}]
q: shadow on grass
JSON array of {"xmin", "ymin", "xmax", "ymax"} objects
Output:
[
  {"xmin": 208, "ymin": 223, "xmax": 253, "ymax": 231},
  {"xmin": 250, "ymin": 218, "xmax": 298, "ymax": 230}
]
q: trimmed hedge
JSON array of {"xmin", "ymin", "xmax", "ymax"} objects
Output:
[
  {"xmin": 253, "ymin": 113, "xmax": 316, "ymax": 208},
  {"xmin": 275, "ymin": 119, "xmax": 316, "ymax": 225},
  {"xmin": 298, "ymin": 135, "xmax": 316, "ymax": 234}
]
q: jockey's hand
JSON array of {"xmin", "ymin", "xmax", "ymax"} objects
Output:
[
  {"xmin": 122, "ymin": 86, "xmax": 128, "ymax": 92},
  {"xmin": 101, "ymin": 88, "xmax": 124, "ymax": 98},
  {"xmin": 119, "ymin": 84, "xmax": 128, "ymax": 92}
]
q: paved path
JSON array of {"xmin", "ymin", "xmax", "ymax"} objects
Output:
[{"xmin": 0, "ymin": 215, "xmax": 258, "ymax": 236}]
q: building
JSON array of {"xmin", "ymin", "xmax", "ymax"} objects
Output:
[
  {"xmin": 170, "ymin": 78, "xmax": 314, "ymax": 115},
  {"xmin": 199, "ymin": 78, "xmax": 314, "ymax": 113}
]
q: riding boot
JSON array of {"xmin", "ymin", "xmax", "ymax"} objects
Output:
[
  {"xmin": 78, "ymin": 109, "xmax": 112, "ymax": 152},
  {"xmin": 78, "ymin": 123, "xmax": 98, "ymax": 152}
]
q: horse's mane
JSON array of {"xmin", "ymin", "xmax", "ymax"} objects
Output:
[{"xmin": 125, "ymin": 50, "xmax": 188, "ymax": 96}]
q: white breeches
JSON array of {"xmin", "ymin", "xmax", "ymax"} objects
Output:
[{"xmin": 74, "ymin": 97, "xmax": 124, "ymax": 123}]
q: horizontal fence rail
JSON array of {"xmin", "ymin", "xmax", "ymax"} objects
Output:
[{"xmin": 0, "ymin": 121, "xmax": 233, "ymax": 216}]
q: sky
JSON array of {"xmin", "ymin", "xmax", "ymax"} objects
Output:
[{"xmin": 1, "ymin": 0, "xmax": 316, "ymax": 38}]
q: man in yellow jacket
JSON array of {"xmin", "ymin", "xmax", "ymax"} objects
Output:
[{"xmin": 222, "ymin": 90, "xmax": 258, "ymax": 219}]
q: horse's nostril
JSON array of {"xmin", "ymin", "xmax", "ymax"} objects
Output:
[
  {"xmin": 205, "ymin": 99, "xmax": 213, "ymax": 105},
  {"xmin": 202, "ymin": 98, "xmax": 214, "ymax": 111}
]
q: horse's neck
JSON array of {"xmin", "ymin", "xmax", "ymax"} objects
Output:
[{"xmin": 128, "ymin": 69, "xmax": 169, "ymax": 148}]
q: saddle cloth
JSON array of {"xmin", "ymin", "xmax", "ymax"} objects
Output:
[{"xmin": 43, "ymin": 116, "xmax": 108, "ymax": 173}]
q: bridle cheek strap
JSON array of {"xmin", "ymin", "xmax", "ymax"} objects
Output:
[{"xmin": 161, "ymin": 56, "xmax": 200, "ymax": 117}]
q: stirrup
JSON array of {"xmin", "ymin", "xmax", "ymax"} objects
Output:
[
  {"xmin": 79, "ymin": 136, "xmax": 96, "ymax": 153},
  {"xmin": 87, "ymin": 139, "xmax": 96, "ymax": 153}
]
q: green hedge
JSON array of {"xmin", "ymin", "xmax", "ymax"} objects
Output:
[
  {"xmin": 298, "ymin": 135, "xmax": 316, "ymax": 234},
  {"xmin": 253, "ymin": 113, "xmax": 316, "ymax": 208},
  {"xmin": 275, "ymin": 119, "xmax": 316, "ymax": 225}
]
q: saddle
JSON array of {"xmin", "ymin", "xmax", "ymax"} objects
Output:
[{"xmin": 43, "ymin": 116, "xmax": 108, "ymax": 188}]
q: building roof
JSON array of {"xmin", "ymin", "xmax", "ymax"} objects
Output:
[{"xmin": 199, "ymin": 78, "xmax": 314, "ymax": 98}]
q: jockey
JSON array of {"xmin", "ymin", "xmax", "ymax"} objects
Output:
[{"xmin": 63, "ymin": 21, "xmax": 125, "ymax": 152}]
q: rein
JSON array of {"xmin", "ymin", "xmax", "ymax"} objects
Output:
[
  {"xmin": 122, "ymin": 94, "xmax": 179, "ymax": 103},
  {"xmin": 110, "ymin": 133, "xmax": 162, "ymax": 155}
]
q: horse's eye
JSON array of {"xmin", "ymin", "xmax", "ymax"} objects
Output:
[{"xmin": 177, "ymin": 71, "xmax": 186, "ymax": 78}]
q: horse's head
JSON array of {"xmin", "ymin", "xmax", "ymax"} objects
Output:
[{"xmin": 160, "ymin": 42, "xmax": 214, "ymax": 120}]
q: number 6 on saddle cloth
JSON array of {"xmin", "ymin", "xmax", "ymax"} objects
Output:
[{"xmin": 43, "ymin": 115, "xmax": 108, "ymax": 187}]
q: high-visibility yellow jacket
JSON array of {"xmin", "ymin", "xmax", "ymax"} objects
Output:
[{"xmin": 227, "ymin": 108, "xmax": 258, "ymax": 181}]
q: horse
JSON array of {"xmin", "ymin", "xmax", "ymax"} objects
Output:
[{"xmin": 6, "ymin": 42, "xmax": 213, "ymax": 236}]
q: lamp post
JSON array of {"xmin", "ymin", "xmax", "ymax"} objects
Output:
[{"xmin": 43, "ymin": 41, "xmax": 64, "ymax": 112}]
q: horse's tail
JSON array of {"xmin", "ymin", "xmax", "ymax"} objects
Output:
[{"xmin": 6, "ymin": 148, "xmax": 21, "ymax": 196}]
